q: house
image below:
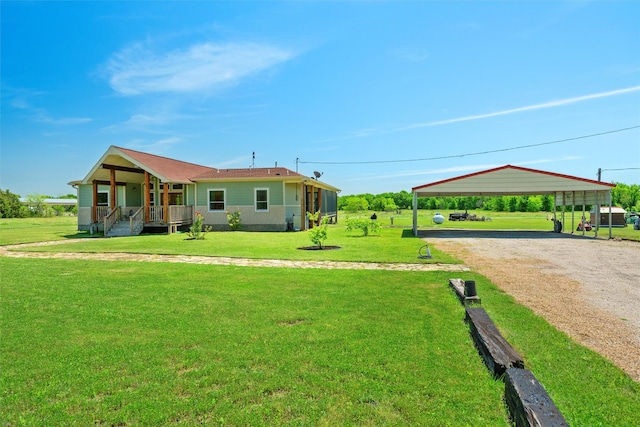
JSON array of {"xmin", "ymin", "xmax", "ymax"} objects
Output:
[
  {"xmin": 590, "ymin": 206, "xmax": 627, "ymax": 227},
  {"xmin": 69, "ymin": 146, "xmax": 340, "ymax": 236}
]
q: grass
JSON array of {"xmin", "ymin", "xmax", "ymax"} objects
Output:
[
  {"xmin": 16, "ymin": 226, "xmax": 459, "ymax": 264},
  {"xmin": 2, "ymin": 215, "xmax": 640, "ymax": 425},
  {"xmin": 0, "ymin": 217, "xmax": 81, "ymax": 245},
  {"xmin": 1, "ymin": 258, "xmax": 507, "ymax": 425}
]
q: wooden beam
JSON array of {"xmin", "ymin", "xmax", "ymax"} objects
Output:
[
  {"xmin": 163, "ymin": 181, "xmax": 169, "ymax": 224},
  {"xmin": 317, "ymin": 187, "xmax": 323, "ymax": 222},
  {"xmin": 93, "ymin": 180, "xmax": 127, "ymax": 186},
  {"xmin": 300, "ymin": 183, "xmax": 306, "ymax": 231},
  {"xmin": 110, "ymin": 169, "xmax": 116, "ymax": 210},
  {"xmin": 505, "ymin": 368, "xmax": 568, "ymax": 426},
  {"xmin": 92, "ymin": 181, "xmax": 98, "ymax": 223},
  {"xmin": 144, "ymin": 172, "xmax": 150, "ymax": 223},
  {"xmin": 102, "ymin": 163, "xmax": 145, "ymax": 174},
  {"xmin": 465, "ymin": 307, "xmax": 524, "ymax": 377}
]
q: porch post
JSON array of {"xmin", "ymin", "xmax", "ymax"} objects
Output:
[
  {"xmin": 317, "ymin": 187, "xmax": 323, "ymax": 222},
  {"xmin": 412, "ymin": 191, "xmax": 418, "ymax": 236},
  {"xmin": 92, "ymin": 181, "xmax": 98, "ymax": 223},
  {"xmin": 163, "ymin": 182, "xmax": 169, "ymax": 224},
  {"xmin": 300, "ymin": 182, "xmax": 306, "ymax": 231},
  {"xmin": 144, "ymin": 172, "xmax": 150, "ymax": 222},
  {"xmin": 110, "ymin": 169, "xmax": 116, "ymax": 210}
]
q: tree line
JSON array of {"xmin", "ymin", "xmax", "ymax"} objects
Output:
[
  {"xmin": 0, "ymin": 189, "xmax": 77, "ymax": 218},
  {"xmin": 338, "ymin": 182, "xmax": 640, "ymax": 213}
]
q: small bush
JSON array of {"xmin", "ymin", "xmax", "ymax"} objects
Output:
[
  {"xmin": 226, "ymin": 208, "xmax": 241, "ymax": 231},
  {"xmin": 345, "ymin": 218, "xmax": 380, "ymax": 236},
  {"xmin": 187, "ymin": 212, "xmax": 212, "ymax": 240},
  {"xmin": 306, "ymin": 212, "xmax": 330, "ymax": 248}
]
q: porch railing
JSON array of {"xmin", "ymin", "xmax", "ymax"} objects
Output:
[
  {"xmin": 96, "ymin": 206, "xmax": 110, "ymax": 221},
  {"xmin": 169, "ymin": 205, "xmax": 193, "ymax": 224},
  {"xmin": 103, "ymin": 207, "xmax": 120, "ymax": 236},
  {"xmin": 149, "ymin": 206, "xmax": 164, "ymax": 223},
  {"xmin": 130, "ymin": 207, "xmax": 144, "ymax": 235}
]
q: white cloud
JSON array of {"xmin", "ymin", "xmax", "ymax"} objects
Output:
[
  {"xmin": 128, "ymin": 137, "xmax": 182, "ymax": 153},
  {"xmin": 106, "ymin": 41, "xmax": 295, "ymax": 95},
  {"xmin": 344, "ymin": 156, "xmax": 583, "ymax": 182},
  {"xmin": 318, "ymin": 85, "xmax": 640, "ymax": 145},
  {"xmin": 399, "ymin": 86, "xmax": 640, "ymax": 131}
]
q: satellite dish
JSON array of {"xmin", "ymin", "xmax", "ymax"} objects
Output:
[{"xmin": 313, "ymin": 171, "xmax": 322, "ymax": 179}]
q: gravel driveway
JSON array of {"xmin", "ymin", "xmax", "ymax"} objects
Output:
[{"xmin": 421, "ymin": 229, "xmax": 640, "ymax": 381}]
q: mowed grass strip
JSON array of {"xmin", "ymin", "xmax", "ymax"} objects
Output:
[
  {"xmin": 13, "ymin": 227, "xmax": 460, "ymax": 264},
  {"xmin": 0, "ymin": 217, "xmax": 80, "ymax": 245},
  {"xmin": 1, "ymin": 258, "xmax": 506, "ymax": 426}
]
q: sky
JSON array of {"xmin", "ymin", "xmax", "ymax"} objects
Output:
[{"xmin": 1, "ymin": 1, "xmax": 639, "ymax": 198}]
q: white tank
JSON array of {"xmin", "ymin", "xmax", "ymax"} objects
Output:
[{"xmin": 433, "ymin": 212, "xmax": 445, "ymax": 224}]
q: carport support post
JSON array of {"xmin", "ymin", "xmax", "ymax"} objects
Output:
[
  {"xmin": 412, "ymin": 191, "xmax": 418, "ymax": 236},
  {"xmin": 594, "ymin": 191, "xmax": 599, "ymax": 238},
  {"xmin": 571, "ymin": 192, "xmax": 575, "ymax": 234},
  {"xmin": 609, "ymin": 190, "xmax": 613, "ymax": 239}
]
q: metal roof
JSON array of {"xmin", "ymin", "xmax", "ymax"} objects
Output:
[{"xmin": 412, "ymin": 165, "xmax": 615, "ymax": 198}]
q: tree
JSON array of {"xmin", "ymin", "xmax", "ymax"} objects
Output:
[
  {"xmin": 341, "ymin": 196, "xmax": 369, "ymax": 212},
  {"xmin": 306, "ymin": 212, "xmax": 329, "ymax": 248},
  {"xmin": 0, "ymin": 189, "xmax": 26, "ymax": 218},
  {"xmin": 345, "ymin": 218, "xmax": 380, "ymax": 236},
  {"xmin": 24, "ymin": 194, "xmax": 54, "ymax": 217}
]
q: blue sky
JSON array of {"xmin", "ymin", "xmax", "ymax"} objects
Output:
[{"xmin": 1, "ymin": 1, "xmax": 639, "ymax": 197}]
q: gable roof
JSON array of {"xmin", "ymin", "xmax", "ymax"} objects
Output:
[
  {"xmin": 78, "ymin": 146, "xmax": 340, "ymax": 191},
  {"xmin": 115, "ymin": 146, "xmax": 215, "ymax": 183},
  {"xmin": 412, "ymin": 164, "xmax": 615, "ymax": 197},
  {"xmin": 192, "ymin": 167, "xmax": 305, "ymax": 180}
]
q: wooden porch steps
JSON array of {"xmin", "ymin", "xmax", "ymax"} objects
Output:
[{"xmin": 106, "ymin": 221, "xmax": 143, "ymax": 237}]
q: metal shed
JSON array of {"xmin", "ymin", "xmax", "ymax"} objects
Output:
[{"xmin": 411, "ymin": 165, "xmax": 616, "ymax": 238}]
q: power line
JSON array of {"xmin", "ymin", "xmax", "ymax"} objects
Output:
[
  {"xmin": 601, "ymin": 167, "xmax": 640, "ymax": 172},
  {"xmin": 298, "ymin": 125, "xmax": 640, "ymax": 165}
]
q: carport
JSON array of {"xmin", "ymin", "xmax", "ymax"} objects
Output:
[{"xmin": 412, "ymin": 165, "xmax": 616, "ymax": 238}]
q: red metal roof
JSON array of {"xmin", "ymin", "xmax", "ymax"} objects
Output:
[
  {"xmin": 115, "ymin": 146, "xmax": 215, "ymax": 183},
  {"xmin": 114, "ymin": 146, "xmax": 306, "ymax": 182},
  {"xmin": 192, "ymin": 167, "xmax": 305, "ymax": 180}
]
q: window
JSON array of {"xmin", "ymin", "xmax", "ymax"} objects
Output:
[
  {"xmin": 97, "ymin": 191, "xmax": 109, "ymax": 206},
  {"xmin": 255, "ymin": 188, "xmax": 269, "ymax": 212},
  {"xmin": 208, "ymin": 189, "xmax": 225, "ymax": 211}
]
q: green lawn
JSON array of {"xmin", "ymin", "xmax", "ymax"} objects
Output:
[
  {"xmin": 0, "ymin": 217, "xmax": 81, "ymax": 245},
  {"xmin": 1, "ymin": 258, "xmax": 508, "ymax": 425},
  {"xmin": 1, "ymin": 216, "xmax": 639, "ymax": 425}
]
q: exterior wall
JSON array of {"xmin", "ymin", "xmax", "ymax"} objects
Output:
[
  {"xmin": 78, "ymin": 184, "xmax": 93, "ymax": 208},
  {"xmin": 77, "ymin": 207, "xmax": 92, "ymax": 229},
  {"xmin": 186, "ymin": 184, "xmax": 196, "ymax": 206},
  {"xmin": 125, "ymin": 183, "xmax": 142, "ymax": 207},
  {"xmin": 590, "ymin": 212, "xmax": 626, "ymax": 227},
  {"xmin": 195, "ymin": 180, "xmax": 290, "ymax": 231},
  {"xmin": 284, "ymin": 182, "xmax": 303, "ymax": 228},
  {"xmin": 195, "ymin": 204, "xmax": 287, "ymax": 231}
]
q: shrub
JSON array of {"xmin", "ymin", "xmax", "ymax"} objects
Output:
[
  {"xmin": 306, "ymin": 212, "xmax": 330, "ymax": 248},
  {"xmin": 187, "ymin": 212, "xmax": 212, "ymax": 240},
  {"xmin": 345, "ymin": 218, "xmax": 380, "ymax": 236},
  {"xmin": 226, "ymin": 208, "xmax": 241, "ymax": 231}
]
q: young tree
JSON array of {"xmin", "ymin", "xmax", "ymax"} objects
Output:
[{"xmin": 306, "ymin": 212, "xmax": 329, "ymax": 248}]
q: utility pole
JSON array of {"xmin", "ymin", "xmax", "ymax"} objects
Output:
[
  {"xmin": 597, "ymin": 168, "xmax": 601, "ymax": 181},
  {"xmin": 252, "ymin": 152, "xmax": 255, "ymax": 169},
  {"xmin": 296, "ymin": 158, "xmax": 299, "ymax": 173}
]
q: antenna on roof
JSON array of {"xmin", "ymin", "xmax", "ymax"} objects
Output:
[{"xmin": 313, "ymin": 171, "xmax": 323, "ymax": 179}]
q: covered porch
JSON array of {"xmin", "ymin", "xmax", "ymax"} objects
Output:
[{"xmin": 79, "ymin": 148, "xmax": 197, "ymax": 236}]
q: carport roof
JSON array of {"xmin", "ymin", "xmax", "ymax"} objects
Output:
[{"xmin": 412, "ymin": 165, "xmax": 615, "ymax": 197}]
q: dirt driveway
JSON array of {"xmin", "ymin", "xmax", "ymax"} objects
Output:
[{"xmin": 421, "ymin": 229, "xmax": 640, "ymax": 381}]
